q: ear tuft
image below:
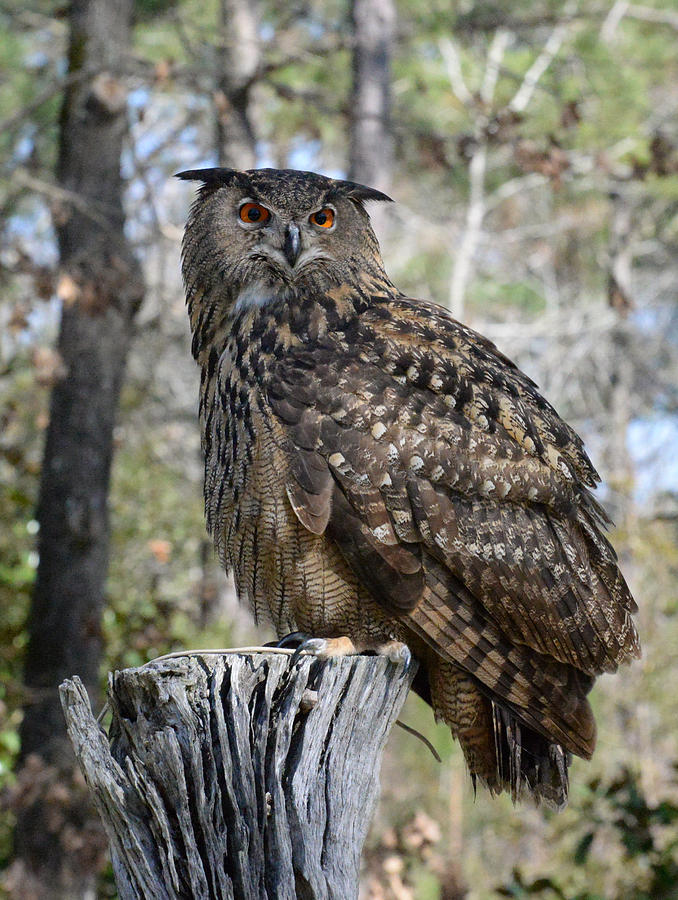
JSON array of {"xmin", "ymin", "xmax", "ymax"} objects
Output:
[
  {"xmin": 175, "ymin": 167, "xmax": 241, "ymax": 186},
  {"xmin": 337, "ymin": 179, "xmax": 394, "ymax": 204}
]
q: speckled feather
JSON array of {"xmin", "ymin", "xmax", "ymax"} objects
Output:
[{"xmin": 181, "ymin": 167, "xmax": 640, "ymax": 808}]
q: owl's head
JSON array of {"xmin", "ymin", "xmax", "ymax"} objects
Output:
[{"xmin": 178, "ymin": 167, "xmax": 392, "ymax": 306}]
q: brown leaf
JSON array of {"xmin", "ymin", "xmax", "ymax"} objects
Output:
[
  {"xmin": 560, "ymin": 100, "xmax": 581, "ymax": 129},
  {"xmin": 31, "ymin": 346, "xmax": 67, "ymax": 387},
  {"xmin": 154, "ymin": 59, "xmax": 172, "ymax": 84},
  {"xmin": 514, "ymin": 139, "xmax": 570, "ymax": 187},
  {"xmin": 89, "ymin": 72, "xmax": 127, "ymax": 116},
  {"xmin": 148, "ymin": 538, "xmax": 172, "ymax": 564},
  {"xmin": 213, "ymin": 90, "xmax": 230, "ymax": 118},
  {"xmin": 56, "ymin": 273, "xmax": 80, "ymax": 306},
  {"xmin": 7, "ymin": 303, "xmax": 30, "ymax": 333},
  {"xmin": 607, "ymin": 274, "xmax": 634, "ymax": 316},
  {"xmin": 650, "ymin": 132, "xmax": 678, "ymax": 176},
  {"xmin": 33, "ymin": 267, "xmax": 55, "ymax": 300}
]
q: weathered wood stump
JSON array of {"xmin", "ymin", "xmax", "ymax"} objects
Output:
[{"xmin": 59, "ymin": 650, "xmax": 415, "ymax": 900}]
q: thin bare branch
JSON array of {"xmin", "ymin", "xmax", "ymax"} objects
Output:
[
  {"xmin": 449, "ymin": 142, "xmax": 488, "ymax": 318},
  {"xmin": 600, "ymin": 0, "xmax": 630, "ymax": 41},
  {"xmin": 0, "ymin": 71, "xmax": 84, "ymax": 138},
  {"xmin": 253, "ymin": 37, "xmax": 346, "ymax": 86},
  {"xmin": 12, "ymin": 169, "xmax": 114, "ymax": 230},
  {"xmin": 438, "ymin": 37, "xmax": 474, "ymax": 108},
  {"xmin": 485, "ymin": 172, "xmax": 548, "ymax": 212},
  {"xmin": 626, "ymin": 4, "xmax": 678, "ymax": 30},
  {"xmin": 509, "ymin": 2, "xmax": 577, "ymax": 112},
  {"xmin": 446, "ymin": 9, "xmax": 582, "ymax": 317},
  {"xmin": 448, "ymin": 30, "xmax": 509, "ymax": 318},
  {"xmin": 481, "ymin": 28, "xmax": 510, "ymax": 104}
]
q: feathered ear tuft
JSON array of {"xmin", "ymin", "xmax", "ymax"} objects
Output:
[
  {"xmin": 336, "ymin": 179, "xmax": 394, "ymax": 204},
  {"xmin": 175, "ymin": 167, "xmax": 242, "ymax": 186}
]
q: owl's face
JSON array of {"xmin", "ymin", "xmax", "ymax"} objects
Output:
[{"xmin": 179, "ymin": 168, "xmax": 392, "ymax": 305}]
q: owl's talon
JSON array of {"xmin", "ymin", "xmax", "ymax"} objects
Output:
[
  {"xmin": 377, "ymin": 640, "xmax": 413, "ymax": 675},
  {"xmin": 290, "ymin": 635, "xmax": 327, "ymax": 668},
  {"xmin": 399, "ymin": 647, "xmax": 413, "ymax": 677},
  {"xmin": 276, "ymin": 631, "xmax": 309, "ymax": 650},
  {"xmin": 290, "ymin": 637, "xmax": 327, "ymax": 667}
]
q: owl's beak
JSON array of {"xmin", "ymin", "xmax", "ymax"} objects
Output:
[{"xmin": 283, "ymin": 223, "xmax": 301, "ymax": 267}]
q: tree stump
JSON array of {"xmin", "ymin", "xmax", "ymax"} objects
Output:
[{"xmin": 59, "ymin": 650, "xmax": 415, "ymax": 899}]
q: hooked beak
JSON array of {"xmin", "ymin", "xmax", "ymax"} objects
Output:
[{"xmin": 283, "ymin": 222, "xmax": 301, "ymax": 267}]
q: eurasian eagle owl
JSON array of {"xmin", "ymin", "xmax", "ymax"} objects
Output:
[{"xmin": 179, "ymin": 166, "xmax": 640, "ymax": 808}]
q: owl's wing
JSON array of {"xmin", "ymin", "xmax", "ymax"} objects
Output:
[{"xmin": 266, "ymin": 295, "xmax": 639, "ymax": 751}]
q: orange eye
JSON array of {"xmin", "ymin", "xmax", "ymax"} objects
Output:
[
  {"xmin": 239, "ymin": 202, "xmax": 270, "ymax": 224},
  {"xmin": 310, "ymin": 208, "xmax": 335, "ymax": 229}
]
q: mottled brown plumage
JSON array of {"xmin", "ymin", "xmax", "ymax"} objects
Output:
[{"xmin": 179, "ymin": 167, "xmax": 640, "ymax": 808}]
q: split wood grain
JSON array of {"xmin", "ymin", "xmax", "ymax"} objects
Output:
[{"xmin": 60, "ymin": 651, "xmax": 415, "ymax": 899}]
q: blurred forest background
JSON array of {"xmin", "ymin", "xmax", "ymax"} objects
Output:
[{"xmin": 1, "ymin": 0, "xmax": 677, "ymax": 897}]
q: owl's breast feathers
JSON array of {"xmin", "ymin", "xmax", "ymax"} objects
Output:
[{"xmin": 199, "ymin": 278, "xmax": 640, "ymax": 803}]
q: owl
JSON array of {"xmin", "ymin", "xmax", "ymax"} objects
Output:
[{"xmin": 179, "ymin": 167, "xmax": 640, "ymax": 807}]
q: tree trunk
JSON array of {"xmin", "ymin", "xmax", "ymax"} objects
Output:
[
  {"xmin": 13, "ymin": 1, "xmax": 144, "ymax": 896},
  {"xmin": 348, "ymin": 0, "xmax": 395, "ymax": 195},
  {"xmin": 216, "ymin": 0, "xmax": 260, "ymax": 168},
  {"xmin": 60, "ymin": 651, "xmax": 415, "ymax": 900}
]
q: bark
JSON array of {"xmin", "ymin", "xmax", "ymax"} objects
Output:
[
  {"xmin": 13, "ymin": 0, "xmax": 144, "ymax": 896},
  {"xmin": 348, "ymin": 0, "xmax": 395, "ymax": 194},
  {"xmin": 60, "ymin": 651, "xmax": 415, "ymax": 900},
  {"xmin": 216, "ymin": 0, "xmax": 260, "ymax": 168}
]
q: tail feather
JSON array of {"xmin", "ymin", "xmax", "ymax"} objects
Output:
[
  {"xmin": 491, "ymin": 703, "xmax": 570, "ymax": 809},
  {"xmin": 425, "ymin": 656, "xmax": 571, "ymax": 807}
]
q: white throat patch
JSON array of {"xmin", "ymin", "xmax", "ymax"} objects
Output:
[{"xmin": 233, "ymin": 280, "xmax": 279, "ymax": 315}]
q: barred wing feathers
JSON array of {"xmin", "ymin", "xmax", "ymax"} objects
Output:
[{"xmin": 266, "ymin": 292, "xmax": 640, "ymax": 761}]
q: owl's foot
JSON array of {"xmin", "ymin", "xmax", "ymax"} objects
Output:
[
  {"xmin": 278, "ymin": 632, "xmax": 412, "ymax": 673},
  {"xmin": 290, "ymin": 635, "xmax": 358, "ymax": 664},
  {"xmin": 374, "ymin": 639, "xmax": 413, "ymax": 670}
]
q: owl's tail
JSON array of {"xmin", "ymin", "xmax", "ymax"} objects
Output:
[
  {"xmin": 489, "ymin": 702, "xmax": 570, "ymax": 809},
  {"xmin": 424, "ymin": 658, "xmax": 572, "ymax": 808}
]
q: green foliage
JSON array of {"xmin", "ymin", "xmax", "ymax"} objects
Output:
[
  {"xmin": 0, "ymin": 358, "xmax": 45, "ymax": 868},
  {"xmin": 133, "ymin": 0, "xmax": 181, "ymax": 23},
  {"xmin": 468, "ymin": 277, "xmax": 546, "ymax": 317},
  {"xmin": 497, "ymin": 767, "xmax": 678, "ymax": 900},
  {"xmin": 0, "ymin": 9, "xmax": 62, "ymax": 182},
  {"xmin": 133, "ymin": 0, "xmax": 220, "ymax": 63},
  {"xmin": 106, "ymin": 414, "xmax": 232, "ymax": 670}
]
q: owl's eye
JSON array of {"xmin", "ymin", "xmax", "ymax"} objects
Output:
[
  {"xmin": 309, "ymin": 208, "xmax": 335, "ymax": 229},
  {"xmin": 239, "ymin": 202, "xmax": 270, "ymax": 224}
]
